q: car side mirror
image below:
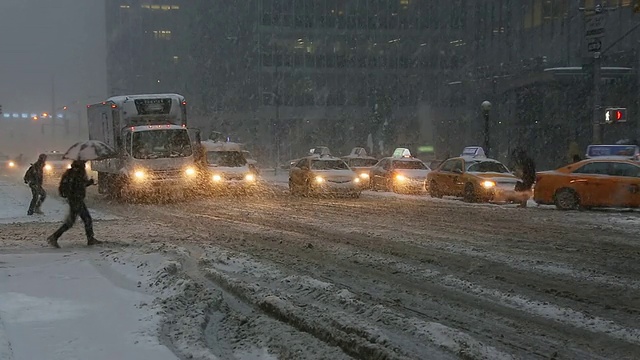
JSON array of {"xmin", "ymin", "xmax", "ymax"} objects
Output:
[{"xmin": 453, "ymin": 169, "xmax": 462, "ymax": 174}]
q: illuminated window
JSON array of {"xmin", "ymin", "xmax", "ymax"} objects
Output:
[
  {"xmin": 153, "ymin": 30, "xmax": 172, "ymax": 40},
  {"xmin": 119, "ymin": 5, "xmax": 130, "ymax": 9},
  {"xmin": 141, "ymin": 4, "xmax": 180, "ymax": 10},
  {"xmin": 172, "ymin": 56, "xmax": 179, "ymax": 63}
]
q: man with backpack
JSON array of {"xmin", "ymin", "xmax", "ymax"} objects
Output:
[
  {"xmin": 23, "ymin": 153, "xmax": 47, "ymax": 215},
  {"xmin": 47, "ymin": 160, "xmax": 102, "ymax": 248}
]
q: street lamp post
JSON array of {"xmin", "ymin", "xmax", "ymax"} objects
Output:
[{"xmin": 481, "ymin": 101, "xmax": 492, "ymax": 157}]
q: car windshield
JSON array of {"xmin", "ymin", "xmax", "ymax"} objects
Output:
[
  {"xmin": 132, "ymin": 129, "xmax": 192, "ymax": 159},
  {"xmin": 466, "ymin": 161, "xmax": 510, "ymax": 173},
  {"xmin": 346, "ymin": 158, "xmax": 378, "ymax": 167},
  {"xmin": 206, "ymin": 151, "xmax": 247, "ymax": 167},
  {"xmin": 47, "ymin": 154, "xmax": 64, "ymax": 161},
  {"xmin": 392, "ymin": 160, "xmax": 428, "ymax": 170},
  {"xmin": 311, "ymin": 159, "xmax": 349, "ymax": 170}
]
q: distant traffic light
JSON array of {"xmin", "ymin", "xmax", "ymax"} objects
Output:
[{"xmin": 605, "ymin": 108, "xmax": 627, "ymax": 123}]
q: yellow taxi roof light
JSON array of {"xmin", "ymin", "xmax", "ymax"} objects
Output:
[{"xmin": 392, "ymin": 148, "xmax": 412, "ymax": 158}]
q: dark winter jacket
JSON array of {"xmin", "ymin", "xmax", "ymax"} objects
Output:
[
  {"xmin": 24, "ymin": 160, "xmax": 45, "ymax": 186},
  {"xmin": 59, "ymin": 164, "xmax": 94, "ymax": 201},
  {"xmin": 520, "ymin": 157, "xmax": 536, "ymax": 188}
]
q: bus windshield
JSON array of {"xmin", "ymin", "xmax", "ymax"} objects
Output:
[{"xmin": 132, "ymin": 129, "xmax": 192, "ymax": 159}]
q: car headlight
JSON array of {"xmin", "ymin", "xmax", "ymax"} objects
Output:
[
  {"xmin": 354, "ymin": 178, "xmax": 361, "ymax": 184},
  {"xmin": 44, "ymin": 164, "xmax": 52, "ymax": 172},
  {"xmin": 395, "ymin": 174, "xmax": 407, "ymax": 182},
  {"xmin": 482, "ymin": 180, "xmax": 496, "ymax": 189},
  {"xmin": 212, "ymin": 174, "xmax": 222, "ymax": 182},
  {"xmin": 67, "ymin": 164, "xmax": 72, "ymax": 169},
  {"xmin": 315, "ymin": 176, "xmax": 325, "ymax": 183},
  {"xmin": 8, "ymin": 161, "xmax": 15, "ymax": 168},
  {"xmin": 185, "ymin": 167, "xmax": 196, "ymax": 177},
  {"xmin": 359, "ymin": 173, "xmax": 369, "ymax": 179},
  {"xmin": 133, "ymin": 170, "xmax": 146, "ymax": 181},
  {"xmin": 245, "ymin": 173, "xmax": 256, "ymax": 182}
]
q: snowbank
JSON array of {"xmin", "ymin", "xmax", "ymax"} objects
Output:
[{"xmin": 0, "ymin": 251, "xmax": 176, "ymax": 360}]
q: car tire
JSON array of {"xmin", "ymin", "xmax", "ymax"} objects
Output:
[
  {"xmin": 463, "ymin": 183, "xmax": 478, "ymax": 203},
  {"xmin": 554, "ymin": 188, "xmax": 580, "ymax": 210},
  {"xmin": 429, "ymin": 180, "xmax": 443, "ymax": 198}
]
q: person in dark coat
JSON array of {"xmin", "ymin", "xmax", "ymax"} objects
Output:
[
  {"xmin": 23, "ymin": 153, "xmax": 47, "ymax": 215},
  {"xmin": 512, "ymin": 148, "xmax": 536, "ymax": 208},
  {"xmin": 47, "ymin": 160, "xmax": 102, "ymax": 248}
]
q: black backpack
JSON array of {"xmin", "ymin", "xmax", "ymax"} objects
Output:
[
  {"xmin": 58, "ymin": 171, "xmax": 72, "ymax": 198},
  {"xmin": 23, "ymin": 165, "xmax": 35, "ymax": 184}
]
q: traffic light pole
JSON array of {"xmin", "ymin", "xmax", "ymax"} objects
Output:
[{"xmin": 593, "ymin": 52, "xmax": 602, "ymax": 144}]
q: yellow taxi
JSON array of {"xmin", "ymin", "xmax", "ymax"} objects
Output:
[
  {"xmin": 534, "ymin": 158, "xmax": 640, "ymax": 210},
  {"xmin": 427, "ymin": 148, "xmax": 522, "ymax": 203}
]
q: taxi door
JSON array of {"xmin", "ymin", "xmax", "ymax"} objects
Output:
[
  {"xmin": 370, "ymin": 159, "xmax": 389, "ymax": 189},
  {"xmin": 608, "ymin": 162, "xmax": 640, "ymax": 207},
  {"xmin": 569, "ymin": 162, "xmax": 613, "ymax": 207},
  {"xmin": 435, "ymin": 159, "xmax": 463, "ymax": 196}
]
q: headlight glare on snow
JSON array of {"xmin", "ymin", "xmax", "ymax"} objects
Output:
[
  {"xmin": 245, "ymin": 173, "xmax": 256, "ymax": 182},
  {"xmin": 212, "ymin": 174, "xmax": 222, "ymax": 182},
  {"xmin": 482, "ymin": 180, "xmax": 496, "ymax": 189},
  {"xmin": 185, "ymin": 167, "xmax": 196, "ymax": 177}
]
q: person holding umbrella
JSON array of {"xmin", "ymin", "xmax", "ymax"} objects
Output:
[{"xmin": 47, "ymin": 140, "xmax": 115, "ymax": 248}]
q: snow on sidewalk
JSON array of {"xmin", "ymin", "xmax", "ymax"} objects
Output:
[
  {"xmin": 0, "ymin": 251, "xmax": 177, "ymax": 360},
  {"xmin": 0, "ymin": 180, "xmax": 117, "ymax": 224}
]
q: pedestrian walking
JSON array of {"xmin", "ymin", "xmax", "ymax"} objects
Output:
[
  {"xmin": 23, "ymin": 153, "xmax": 47, "ymax": 215},
  {"xmin": 512, "ymin": 148, "xmax": 536, "ymax": 208},
  {"xmin": 47, "ymin": 160, "xmax": 102, "ymax": 248}
]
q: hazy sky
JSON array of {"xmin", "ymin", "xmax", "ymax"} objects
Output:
[{"xmin": 0, "ymin": 0, "xmax": 106, "ymax": 114}]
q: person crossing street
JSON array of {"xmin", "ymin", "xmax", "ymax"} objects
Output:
[
  {"xmin": 47, "ymin": 160, "xmax": 102, "ymax": 248},
  {"xmin": 23, "ymin": 153, "xmax": 47, "ymax": 215}
]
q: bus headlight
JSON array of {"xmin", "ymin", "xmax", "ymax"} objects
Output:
[
  {"xmin": 482, "ymin": 180, "xmax": 496, "ymax": 189},
  {"xmin": 185, "ymin": 167, "xmax": 196, "ymax": 177},
  {"xmin": 212, "ymin": 174, "xmax": 222, "ymax": 182},
  {"xmin": 245, "ymin": 173, "xmax": 256, "ymax": 182}
]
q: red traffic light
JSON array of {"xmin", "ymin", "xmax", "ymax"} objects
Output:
[{"xmin": 616, "ymin": 111, "xmax": 622, "ymax": 121}]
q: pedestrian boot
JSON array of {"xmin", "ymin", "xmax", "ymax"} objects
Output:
[
  {"xmin": 87, "ymin": 237, "xmax": 103, "ymax": 246},
  {"xmin": 34, "ymin": 207, "xmax": 44, "ymax": 215},
  {"xmin": 47, "ymin": 235, "xmax": 60, "ymax": 249}
]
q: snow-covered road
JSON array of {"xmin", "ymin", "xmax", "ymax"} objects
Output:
[{"xmin": 2, "ymin": 177, "xmax": 640, "ymax": 359}]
